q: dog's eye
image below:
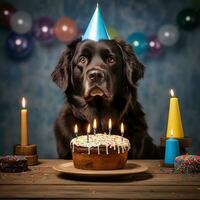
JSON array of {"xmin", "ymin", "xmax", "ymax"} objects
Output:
[
  {"xmin": 107, "ymin": 56, "xmax": 115, "ymax": 64},
  {"xmin": 78, "ymin": 56, "xmax": 87, "ymax": 64}
]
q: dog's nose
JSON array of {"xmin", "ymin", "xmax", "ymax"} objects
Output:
[{"xmin": 87, "ymin": 69, "xmax": 105, "ymax": 83}]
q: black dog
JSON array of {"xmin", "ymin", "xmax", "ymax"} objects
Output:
[{"xmin": 51, "ymin": 38, "xmax": 161, "ymax": 159}]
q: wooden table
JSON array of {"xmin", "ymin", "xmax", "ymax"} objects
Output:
[{"xmin": 0, "ymin": 159, "xmax": 200, "ymax": 199}]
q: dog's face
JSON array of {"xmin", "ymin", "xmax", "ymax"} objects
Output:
[
  {"xmin": 72, "ymin": 40, "xmax": 124, "ymax": 102},
  {"xmin": 52, "ymin": 38, "xmax": 144, "ymax": 103}
]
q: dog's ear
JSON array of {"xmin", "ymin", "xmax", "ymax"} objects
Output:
[
  {"xmin": 115, "ymin": 38, "xmax": 145, "ymax": 86},
  {"xmin": 51, "ymin": 39, "xmax": 80, "ymax": 91},
  {"xmin": 51, "ymin": 49, "xmax": 70, "ymax": 91}
]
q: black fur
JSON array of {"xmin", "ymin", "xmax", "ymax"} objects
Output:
[{"xmin": 51, "ymin": 38, "xmax": 161, "ymax": 159}]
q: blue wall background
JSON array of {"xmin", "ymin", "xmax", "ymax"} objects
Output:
[{"xmin": 0, "ymin": 0, "xmax": 200, "ymax": 158}]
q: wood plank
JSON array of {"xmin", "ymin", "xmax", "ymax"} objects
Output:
[
  {"xmin": 0, "ymin": 185, "xmax": 200, "ymax": 199},
  {"xmin": 0, "ymin": 159, "xmax": 200, "ymax": 186},
  {"xmin": 0, "ymin": 159, "xmax": 194, "ymax": 174},
  {"xmin": 37, "ymin": 159, "xmax": 196, "ymax": 174},
  {"xmin": 23, "ymin": 159, "xmax": 174, "ymax": 174},
  {"xmin": 1, "ymin": 159, "xmax": 200, "ymax": 200},
  {"xmin": 1, "ymin": 172, "xmax": 200, "ymax": 186}
]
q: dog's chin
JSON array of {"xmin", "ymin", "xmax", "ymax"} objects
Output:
[{"xmin": 84, "ymin": 87, "xmax": 112, "ymax": 102}]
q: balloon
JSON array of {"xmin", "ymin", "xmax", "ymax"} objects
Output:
[
  {"xmin": 0, "ymin": 2, "xmax": 16, "ymax": 28},
  {"xmin": 107, "ymin": 26, "xmax": 120, "ymax": 39},
  {"xmin": 148, "ymin": 35, "xmax": 163, "ymax": 55},
  {"xmin": 6, "ymin": 32, "xmax": 33, "ymax": 59},
  {"xmin": 10, "ymin": 11, "xmax": 32, "ymax": 34},
  {"xmin": 177, "ymin": 8, "xmax": 198, "ymax": 30},
  {"xmin": 33, "ymin": 17, "xmax": 55, "ymax": 44},
  {"xmin": 127, "ymin": 32, "xmax": 148, "ymax": 55},
  {"xmin": 54, "ymin": 17, "xmax": 78, "ymax": 43},
  {"xmin": 158, "ymin": 24, "xmax": 179, "ymax": 46}
]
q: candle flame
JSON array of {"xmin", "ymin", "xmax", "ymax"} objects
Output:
[
  {"xmin": 74, "ymin": 124, "xmax": 78, "ymax": 134},
  {"xmin": 120, "ymin": 123, "xmax": 124, "ymax": 134},
  {"xmin": 170, "ymin": 89, "xmax": 175, "ymax": 97},
  {"xmin": 93, "ymin": 118, "xmax": 97, "ymax": 129},
  {"xmin": 170, "ymin": 129, "xmax": 174, "ymax": 137},
  {"xmin": 87, "ymin": 124, "xmax": 91, "ymax": 133},
  {"xmin": 108, "ymin": 118, "xmax": 112, "ymax": 129},
  {"xmin": 22, "ymin": 97, "xmax": 26, "ymax": 108}
]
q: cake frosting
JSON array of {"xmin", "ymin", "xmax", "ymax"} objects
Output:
[{"xmin": 70, "ymin": 133, "xmax": 131, "ymax": 155}]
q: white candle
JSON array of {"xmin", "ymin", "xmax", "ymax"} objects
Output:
[
  {"xmin": 120, "ymin": 122, "xmax": 124, "ymax": 142},
  {"xmin": 93, "ymin": 118, "xmax": 97, "ymax": 135},
  {"xmin": 21, "ymin": 97, "xmax": 28, "ymax": 146},
  {"xmin": 108, "ymin": 118, "xmax": 112, "ymax": 135},
  {"xmin": 87, "ymin": 124, "xmax": 90, "ymax": 143},
  {"xmin": 74, "ymin": 124, "xmax": 78, "ymax": 137}
]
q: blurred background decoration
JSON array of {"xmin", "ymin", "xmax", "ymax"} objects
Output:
[
  {"xmin": 0, "ymin": 0, "xmax": 200, "ymax": 157},
  {"xmin": 1, "ymin": 0, "xmax": 200, "ymax": 58}
]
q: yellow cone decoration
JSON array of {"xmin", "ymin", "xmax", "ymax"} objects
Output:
[{"xmin": 166, "ymin": 89, "xmax": 184, "ymax": 138}]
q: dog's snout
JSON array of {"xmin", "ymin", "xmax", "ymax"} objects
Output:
[{"xmin": 87, "ymin": 69, "xmax": 105, "ymax": 83}]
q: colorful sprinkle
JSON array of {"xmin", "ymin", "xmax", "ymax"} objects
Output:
[
  {"xmin": 174, "ymin": 155, "xmax": 200, "ymax": 174},
  {"xmin": 70, "ymin": 133, "xmax": 130, "ymax": 155}
]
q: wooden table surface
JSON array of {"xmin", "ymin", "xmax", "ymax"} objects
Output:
[{"xmin": 0, "ymin": 159, "xmax": 200, "ymax": 199}]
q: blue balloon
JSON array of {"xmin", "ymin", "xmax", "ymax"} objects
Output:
[
  {"xmin": 6, "ymin": 32, "xmax": 33, "ymax": 59},
  {"xmin": 127, "ymin": 32, "xmax": 148, "ymax": 55}
]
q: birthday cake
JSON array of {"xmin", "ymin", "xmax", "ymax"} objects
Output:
[
  {"xmin": 174, "ymin": 154, "xmax": 200, "ymax": 174},
  {"xmin": 70, "ymin": 133, "xmax": 131, "ymax": 170},
  {"xmin": 0, "ymin": 155, "xmax": 28, "ymax": 173}
]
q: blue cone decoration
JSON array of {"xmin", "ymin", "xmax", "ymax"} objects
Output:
[{"xmin": 82, "ymin": 4, "xmax": 110, "ymax": 41}]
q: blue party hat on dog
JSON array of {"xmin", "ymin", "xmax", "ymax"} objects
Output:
[{"xmin": 82, "ymin": 4, "xmax": 110, "ymax": 41}]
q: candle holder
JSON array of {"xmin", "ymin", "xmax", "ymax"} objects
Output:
[
  {"xmin": 13, "ymin": 144, "xmax": 38, "ymax": 166},
  {"xmin": 160, "ymin": 136, "xmax": 192, "ymax": 148}
]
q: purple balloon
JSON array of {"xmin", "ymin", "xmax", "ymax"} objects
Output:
[
  {"xmin": 148, "ymin": 35, "xmax": 163, "ymax": 55},
  {"xmin": 33, "ymin": 17, "xmax": 55, "ymax": 44}
]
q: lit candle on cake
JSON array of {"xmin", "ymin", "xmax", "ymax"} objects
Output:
[
  {"xmin": 74, "ymin": 124, "xmax": 78, "ymax": 137},
  {"xmin": 108, "ymin": 118, "xmax": 112, "ymax": 135},
  {"xmin": 21, "ymin": 97, "xmax": 28, "ymax": 146},
  {"xmin": 87, "ymin": 124, "xmax": 90, "ymax": 143},
  {"xmin": 166, "ymin": 89, "xmax": 184, "ymax": 138},
  {"xmin": 93, "ymin": 118, "xmax": 97, "ymax": 135},
  {"xmin": 164, "ymin": 130, "xmax": 180, "ymax": 165},
  {"xmin": 121, "ymin": 123, "xmax": 124, "ymax": 142}
]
